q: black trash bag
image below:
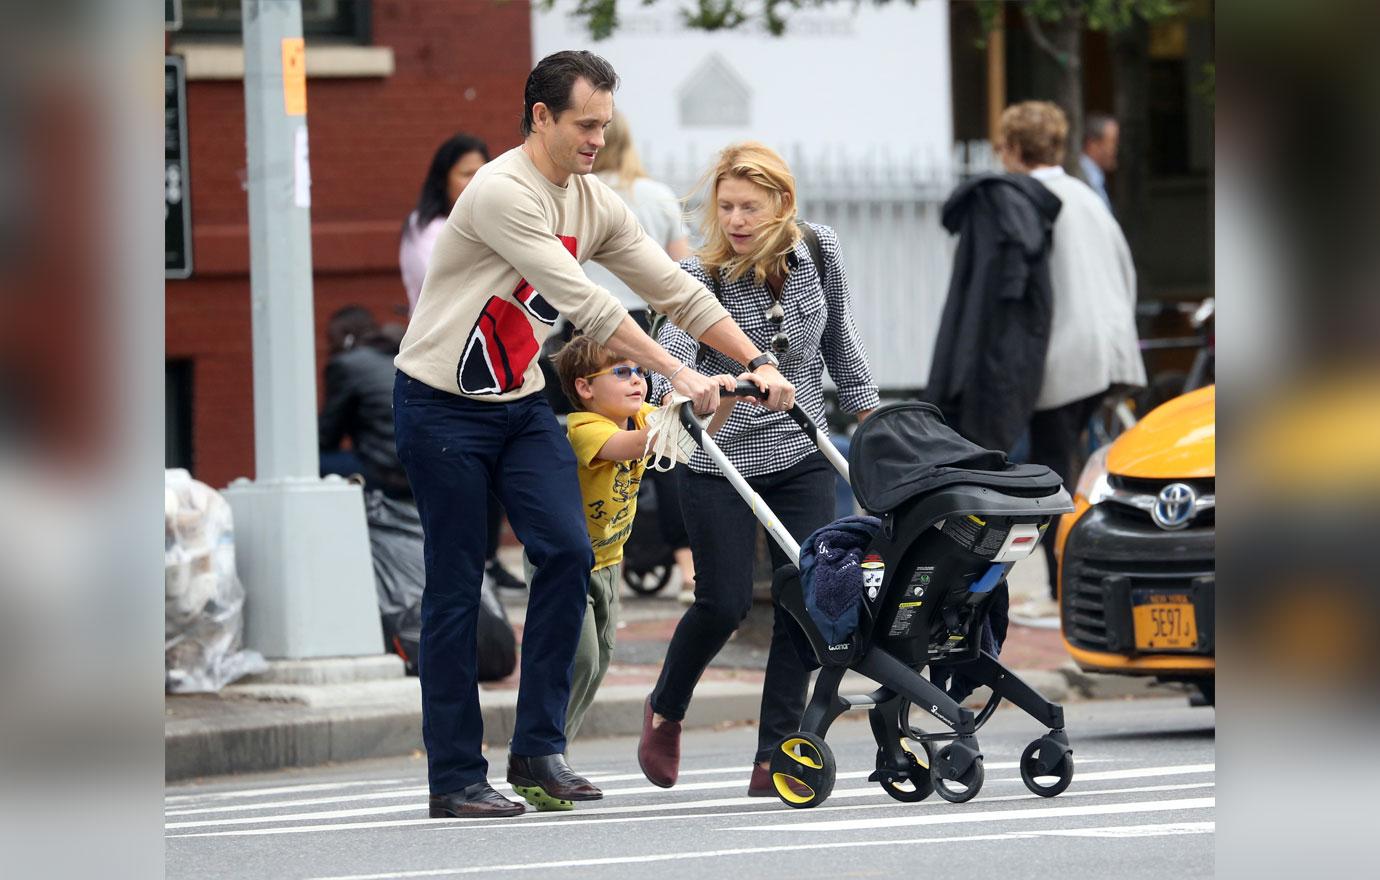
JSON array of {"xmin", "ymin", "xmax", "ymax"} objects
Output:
[{"xmin": 365, "ymin": 490, "xmax": 516, "ymax": 681}]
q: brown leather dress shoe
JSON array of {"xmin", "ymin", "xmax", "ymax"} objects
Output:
[
  {"xmin": 428, "ymin": 782, "xmax": 525, "ymax": 818},
  {"xmin": 506, "ymin": 753, "xmax": 602, "ymax": 811},
  {"xmin": 637, "ymin": 695, "xmax": 681, "ymax": 788},
  {"xmin": 748, "ymin": 762, "xmax": 813, "ymax": 798}
]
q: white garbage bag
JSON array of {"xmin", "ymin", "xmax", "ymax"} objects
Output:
[{"xmin": 164, "ymin": 469, "xmax": 266, "ymax": 692}]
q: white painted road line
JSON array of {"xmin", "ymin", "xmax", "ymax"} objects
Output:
[
  {"xmin": 166, "ymin": 787, "xmax": 429, "ymax": 817},
  {"xmin": 729, "ymin": 796, "xmax": 1216, "ymax": 833},
  {"xmin": 301, "ymin": 820, "xmax": 1215, "ymax": 880},
  {"xmin": 163, "ymin": 764, "xmax": 777, "ymax": 807},
  {"xmin": 165, "ymin": 759, "xmax": 1192, "ymax": 829},
  {"xmin": 166, "ymin": 758, "xmax": 1121, "ymax": 813},
  {"xmin": 164, "ymin": 778, "xmax": 419, "ymax": 805},
  {"xmin": 166, "ymin": 802, "xmax": 432, "ymax": 829},
  {"xmin": 165, "ymin": 780, "xmax": 1213, "ymax": 839}
]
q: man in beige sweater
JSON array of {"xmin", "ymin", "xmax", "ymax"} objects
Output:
[{"xmin": 393, "ymin": 50, "xmax": 795, "ymax": 819}]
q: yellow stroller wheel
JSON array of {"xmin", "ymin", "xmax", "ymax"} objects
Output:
[
  {"xmin": 768, "ymin": 732, "xmax": 836, "ymax": 809},
  {"xmin": 875, "ymin": 740, "xmax": 935, "ymax": 803}
]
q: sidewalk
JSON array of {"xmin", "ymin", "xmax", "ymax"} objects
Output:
[{"xmin": 164, "ymin": 547, "xmax": 1173, "ymax": 782}]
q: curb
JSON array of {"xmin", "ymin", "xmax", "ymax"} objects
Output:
[
  {"xmin": 165, "ymin": 667, "xmax": 1175, "ymax": 783},
  {"xmin": 164, "ymin": 682, "xmax": 766, "ymax": 783}
]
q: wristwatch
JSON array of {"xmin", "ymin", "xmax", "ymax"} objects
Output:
[{"xmin": 747, "ymin": 352, "xmax": 779, "ymax": 372}]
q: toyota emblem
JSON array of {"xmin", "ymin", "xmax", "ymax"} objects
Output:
[{"xmin": 1152, "ymin": 482, "xmax": 1197, "ymax": 530}]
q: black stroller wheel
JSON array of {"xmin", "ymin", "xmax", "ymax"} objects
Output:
[
  {"xmin": 622, "ymin": 563, "xmax": 674, "ymax": 596},
  {"xmin": 768, "ymin": 732, "xmax": 836, "ymax": 809},
  {"xmin": 875, "ymin": 741, "xmax": 935, "ymax": 803},
  {"xmin": 932, "ymin": 745, "xmax": 984, "ymax": 804},
  {"xmin": 1019, "ymin": 738, "xmax": 1074, "ymax": 798}
]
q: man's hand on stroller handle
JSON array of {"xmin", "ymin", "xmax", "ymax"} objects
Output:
[{"xmin": 670, "ymin": 367, "xmax": 723, "ymax": 415}]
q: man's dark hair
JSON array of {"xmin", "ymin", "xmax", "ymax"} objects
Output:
[
  {"xmin": 522, "ymin": 50, "xmax": 619, "ymax": 137},
  {"xmin": 1084, "ymin": 113, "xmax": 1116, "ymax": 144}
]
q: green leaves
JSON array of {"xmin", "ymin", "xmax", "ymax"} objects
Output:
[{"xmin": 551, "ymin": 0, "xmax": 1181, "ymax": 41}]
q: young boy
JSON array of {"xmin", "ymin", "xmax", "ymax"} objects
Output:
[{"xmin": 535, "ymin": 336, "xmax": 734, "ymax": 790}]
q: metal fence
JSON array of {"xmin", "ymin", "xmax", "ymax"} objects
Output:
[{"xmin": 646, "ymin": 141, "xmax": 1001, "ymax": 391}]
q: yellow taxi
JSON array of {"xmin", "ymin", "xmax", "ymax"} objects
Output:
[{"xmin": 1054, "ymin": 385, "xmax": 1215, "ymax": 705}]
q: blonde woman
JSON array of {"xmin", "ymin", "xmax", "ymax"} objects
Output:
[
  {"xmin": 586, "ymin": 112, "xmax": 699, "ymax": 602},
  {"xmin": 637, "ymin": 142, "xmax": 879, "ymax": 795}
]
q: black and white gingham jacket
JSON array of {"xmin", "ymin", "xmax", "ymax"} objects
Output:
[{"xmin": 649, "ymin": 222, "xmax": 880, "ymax": 479}]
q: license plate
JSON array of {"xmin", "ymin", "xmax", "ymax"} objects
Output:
[{"xmin": 1131, "ymin": 590, "xmax": 1198, "ymax": 651}]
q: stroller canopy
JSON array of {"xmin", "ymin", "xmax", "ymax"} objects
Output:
[{"xmin": 848, "ymin": 403, "xmax": 1064, "ymax": 513}]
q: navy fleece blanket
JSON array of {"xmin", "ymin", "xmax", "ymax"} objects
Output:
[{"xmin": 798, "ymin": 515, "xmax": 882, "ymax": 646}]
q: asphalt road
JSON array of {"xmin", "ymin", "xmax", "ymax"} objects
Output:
[{"xmin": 166, "ymin": 697, "xmax": 1214, "ymax": 880}]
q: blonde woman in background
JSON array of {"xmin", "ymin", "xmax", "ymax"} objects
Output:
[{"xmin": 585, "ymin": 112, "xmax": 698, "ymax": 602}]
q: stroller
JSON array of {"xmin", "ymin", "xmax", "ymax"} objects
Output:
[{"xmin": 676, "ymin": 386, "xmax": 1076, "ymax": 808}]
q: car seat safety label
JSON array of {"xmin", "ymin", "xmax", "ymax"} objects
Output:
[
  {"xmin": 888, "ymin": 566, "xmax": 934, "ymax": 636},
  {"xmin": 889, "ymin": 603, "xmax": 919, "ymax": 636},
  {"xmin": 862, "ymin": 560, "xmax": 885, "ymax": 600},
  {"xmin": 941, "ymin": 516, "xmax": 1007, "ymax": 559}
]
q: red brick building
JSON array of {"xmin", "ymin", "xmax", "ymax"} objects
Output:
[{"xmin": 166, "ymin": 1, "xmax": 533, "ymax": 488}]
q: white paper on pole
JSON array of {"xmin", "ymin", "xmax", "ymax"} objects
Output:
[{"xmin": 293, "ymin": 125, "xmax": 311, "ymax": 208}]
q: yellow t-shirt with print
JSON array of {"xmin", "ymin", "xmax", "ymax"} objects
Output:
[{"xmin": 567, "ymin": 403, "xmax": 655, "ymax": 571}]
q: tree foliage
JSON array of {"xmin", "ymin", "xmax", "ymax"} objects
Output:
[
  {"xmin": 544, "ymin": 0, "xmax": 1179, "ymax": 42},
  {"xmin": 973, "ymin": 1, "xmax": 1180, "ymax": 69}
]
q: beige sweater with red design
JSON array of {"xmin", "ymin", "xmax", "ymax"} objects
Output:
[{"xmin": 395, "ymin": 147, "xmax": 728, "ymax": 401}]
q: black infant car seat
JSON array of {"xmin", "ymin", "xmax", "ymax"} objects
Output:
[{"xmin": 769, "ymin": 402, "xmax": 1077, "ymax": 807}]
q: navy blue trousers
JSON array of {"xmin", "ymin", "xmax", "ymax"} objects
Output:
[{"xmin": 392, "ymin": 372, "xmax": 593, "ymax": 795}]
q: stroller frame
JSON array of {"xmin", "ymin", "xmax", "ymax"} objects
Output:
[{"xmin": 677, "ymin": 390, "xmax": 1076, "ymax": 807}]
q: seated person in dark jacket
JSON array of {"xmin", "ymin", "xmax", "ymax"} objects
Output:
[
  {"xmin": 320, "ymin": 306, "xmax": 528, "ymax": 589},
  {"xmin": 319, "ymin": 306, "xmax": 413, "ymax": 499},
  {"xmin": 320, "ymin": 307, "xmax": 518, "ymax": 677}
]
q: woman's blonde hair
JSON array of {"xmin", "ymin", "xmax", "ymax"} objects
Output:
[
  {"xmin": 591, "ymin": 111, "xmax": 647, "ymax": 187},
  {"xmin": 695, "ymin": 142, "xmax": 800, "ymax": 287}
]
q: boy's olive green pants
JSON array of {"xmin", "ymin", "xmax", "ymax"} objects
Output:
[{"xmin": 523, "ymin": 555, "xmax": 620, "ymax": 744}]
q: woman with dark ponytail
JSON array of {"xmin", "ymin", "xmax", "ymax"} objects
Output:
[{"xmin": 399, "ymin": 133, "xmax": 491, "ymax": 315}]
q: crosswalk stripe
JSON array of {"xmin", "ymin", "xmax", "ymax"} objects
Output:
[
  {"xmin": 731, "ymin": 795, "xmax": 1215, "ymax": 833},
  {"xmin": 301, "ymin": 820, "xmax": 1215, "ymax": 880},
  {"xmin": 419, "ymin": 781, "xmax": 1217, "ymax": 831},
  {"xmin": 171, "ymin": 757, "xmax": 1120, "ymax": 818},
  {"xmin": 164, "ymin": 778, "xmax": 418, "ymax": 805},
  {"xmin": 165, "ymin": 778, "xmax": 1213, "ymax": 839},
  {"xmin": 165, "ymin": 759, "xmax": 1193, "ymax": 828},
  {"xmin": 163, "ymin": 764, "xmax": 762, "ymax": 809},
  {"xmin": 166, "ymin": 788, "xmax": 429, "ymax": 817}
]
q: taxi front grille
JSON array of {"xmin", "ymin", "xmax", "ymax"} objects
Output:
[{"xmin": 1060, "ymin": 506, "xmax": 1215, "ymax": 655}]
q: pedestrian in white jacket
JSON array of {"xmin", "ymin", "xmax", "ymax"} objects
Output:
[{"xmin": 997, "ymin": 101, "xmax": 1146, "ymax": 602}]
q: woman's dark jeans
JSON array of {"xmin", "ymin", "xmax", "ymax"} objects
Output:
[{"xmin": 650, "ymin": 454, "xmax": 835, "ymax": 764}]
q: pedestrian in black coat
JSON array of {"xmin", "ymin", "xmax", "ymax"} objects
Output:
[{"xmin": 925, "ymin": 173, "xmax": 1062, "ymax": 451}]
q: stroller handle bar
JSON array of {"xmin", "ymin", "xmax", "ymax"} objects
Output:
[
  {"xmin": 676, "ymin": 380, "xmax": 852, "ymax": 562},
  {"xmin": 720, "ymin": 381, "xmax": 851, "ymax": 481}
]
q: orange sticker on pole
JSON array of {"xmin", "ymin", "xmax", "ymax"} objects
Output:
[{"xmin": 282, "ymin": 37, "xmax": 306, "ymax": 116}]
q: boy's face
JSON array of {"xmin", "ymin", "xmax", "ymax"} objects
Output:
[{"xmin": 575, "ymin": 359, "xmax": 646, "ymax": 420}]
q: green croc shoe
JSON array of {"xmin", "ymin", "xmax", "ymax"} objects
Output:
[
  {"xmin": 506, "ymin": 752, "xmax": 603, "ymax": 812},
  {"xmin": 510, "ymin": 784, "xmax": 574, "ymax": 812}
]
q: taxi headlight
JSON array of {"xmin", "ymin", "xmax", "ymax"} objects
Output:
[{"xmin": 1075, "ymin": 444, "xmax": 1113, "ymax": 506}]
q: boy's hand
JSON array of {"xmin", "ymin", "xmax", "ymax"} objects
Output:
[{"xmin": 713, "ymin": 374, "xmax": 737, "ymax": 406}]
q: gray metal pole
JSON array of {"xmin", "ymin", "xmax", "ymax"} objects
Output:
[
  {"xmin": 223, "ymin": 0, "xmax": 383, "ymax": 660},
  {"xmin": 242, "ymin": 0, "xmax": 318, "ymax": 482}
]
